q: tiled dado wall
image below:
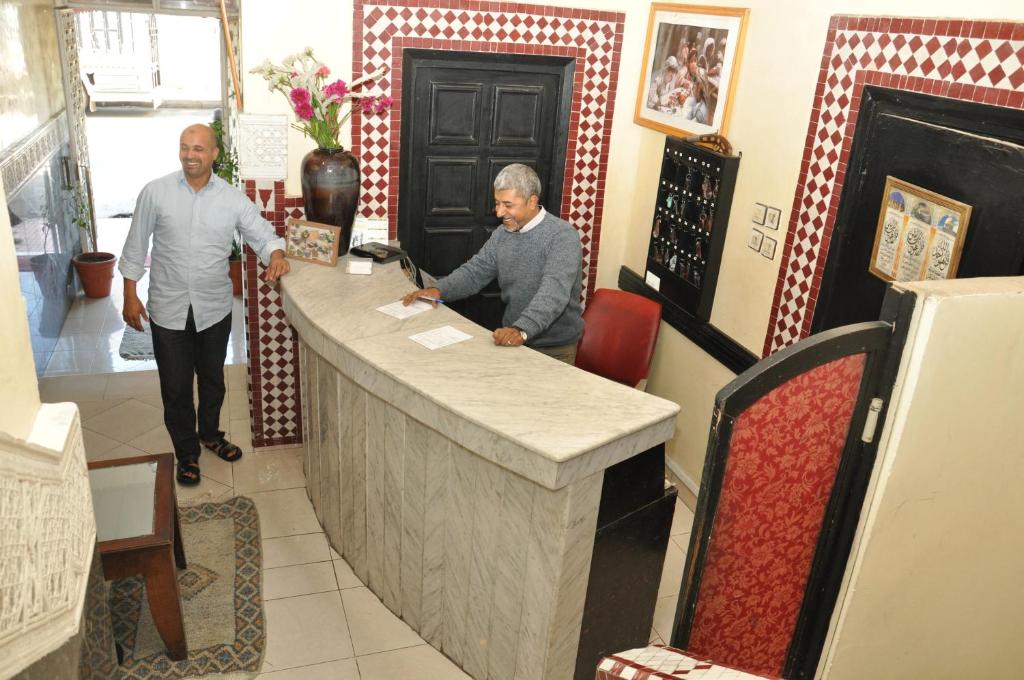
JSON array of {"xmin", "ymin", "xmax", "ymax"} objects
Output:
[
  {"xmin": 243, "ymin": 1, "xmax": 625, "ymax": 449},
  {"xmin": 764, "ymin": 16, "xmax": 1024, "ymax": 356}
]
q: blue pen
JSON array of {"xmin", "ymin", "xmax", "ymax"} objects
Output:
[{"xmin": 417, "ymin": 296, "xmax": 445, "ymax": 304}]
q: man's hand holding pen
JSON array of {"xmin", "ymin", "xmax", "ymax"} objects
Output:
[{"xmin": 400, "ymin": 287, "xmax": 443, "ymax": 307}]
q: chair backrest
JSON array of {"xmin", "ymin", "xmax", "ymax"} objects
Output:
[
  {"xmin": 671, "ymin": 321, "xmax": 896, "ymax": 679},
  {"xmin": 575, "ymin": 289, "xmax": 662, "ymax": 387}
]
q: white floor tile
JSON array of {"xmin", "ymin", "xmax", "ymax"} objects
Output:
[
  {"xmin": 83, "ymin": 397, "xmax": 164, "ymax": 444},
  {"xmin": 262, "ymin": 533, "xmax": 332, "ymax": 570},
  {"xmin": 197, "ymin": 450, "xmax": 235, "ymax": 488},
  {"xmin": 74, "ymin": 398, "xmax": 126, "ymax": 420},
  {"xmin": 657, "ymin": 537, "xmax": 686, "ymax": 599},
  {"xmin": 652, "ymin": 594, "xmax": 678, "ymax": 643},
  {"xmin": 264, "ymin": 562, "xmax": 338, "ymax": 600},
  {"xmin": 671, "ymin": 499, "xmax": 695, "ymax": 536},
  {"xmin": 356, "ymin": 644, "xmax": 471, "ymax": 680},
  {"xmin": 126, "ymin": 424, "xmax": 175, "ymax": 456},
  {"xmin": 175, "ymin": 476, "xmax": 232, "ymax": 506},
  {"xmin": 53, "ymin": 333, "xmax": 101, "ymax": 352},
  {"xmin": 262, "ymin": 591, "xmax": 353, "ymax": 672},
  {"xmin": 342, "ymin": 586, "xmax": 423, "ymax": 656},
  {"xmin": 39, "ymin": 374, "xmax": 110, "ymax": 402},
  {"xmin": 249, "ymin": 488, "xmax": 321, "ymax": 539},
  {"xmin": 333, "ymin": 559, "xmax": 363, "ymax": 590},
  {"xmin": 232, "ymin": 450, "xmax": 305, "ymax": 494},
  {"xmin": 254, "ymin": 658, "xmax": 359, "ymax": 679},
  {"xmin": 44, "ymin": 349, "xmax": 103, "ymax": 376},
  {"xmin": 82, "ymin": 428, "xmax": 126, "ymax": 462},
  {"xmin": 104, "ymin": 370, "xmax": 162, "ymax": 399}
]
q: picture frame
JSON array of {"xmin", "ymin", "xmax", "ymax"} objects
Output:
[
  {"xmin": 751, "ymin": 202, "xmax": 767, "ymax": 225},
  {"xmin": 634, "ymin": 4, "xmax": 750, "ymax": 138},
  {"xmin": 285, "ymin": 218, "xmax": 342, "ymax": 267},
  {"xmin": 764, "ymin": 206, "xmax": 781, "ymax": 230},
  {"xmin": 869, "ymin": 176, "xmax": 972, "ymax": 283},
  {"xmin": 760, "ymin": 235, "xmax": 777, "ymax": 259},
  {"xmin": 748, "ymin": 228, "xmax": 764, "ymax": 251}
]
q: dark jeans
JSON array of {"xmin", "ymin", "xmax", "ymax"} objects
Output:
[{"xmin": 150, "ymin": 307, "xmax": 232, "ymax": 463}]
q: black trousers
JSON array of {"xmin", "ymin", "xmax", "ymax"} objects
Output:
[{"xmin": 150, "ymin": 307, "xmax": 232, "ymax": 463}]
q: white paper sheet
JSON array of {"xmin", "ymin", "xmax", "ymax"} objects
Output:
[
  {"xmin": 408, "ymin": 325, "xmax": 473, "ymax": 350},
  {"xmin": 377, "ymin": 300, "xmax": 432, "ymax": 320},
  {"xmin": 347, "ymin": 259, "xmax": 373, "ymax": 275}
]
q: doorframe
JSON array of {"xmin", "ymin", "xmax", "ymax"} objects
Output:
[{"xmin": 396, "ymin": 48, "xmax": 575, "ymax": 252}]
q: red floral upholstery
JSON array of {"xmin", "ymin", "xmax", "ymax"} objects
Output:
[
  {"xmin": 575, "ymin": 289, "xmax": 662, "ymax": 387},
  {"xmin": 685, "ymin": 353, "xmax": 867, "ymax": 677}
]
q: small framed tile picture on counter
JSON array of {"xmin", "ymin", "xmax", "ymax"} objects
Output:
[{"xmin": 285, "ymin": 218, "xmax": 341, "ymax": 267}]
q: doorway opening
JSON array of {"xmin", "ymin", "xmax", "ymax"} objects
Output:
[{"xmin": 40, "ymin": 8, "xmax": 243, "ymax": 377}]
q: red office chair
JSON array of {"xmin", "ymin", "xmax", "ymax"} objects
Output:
[{"xmin": 575, "ymin": 289, "xmax": 662, "ymax": 388}]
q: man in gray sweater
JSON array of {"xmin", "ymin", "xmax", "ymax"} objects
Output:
[{"xmin": 402, "ymin": 164, "xmax": 583, "ymax": 364}]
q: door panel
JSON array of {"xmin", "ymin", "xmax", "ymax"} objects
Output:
[
  {"xmin": 400, "ymin": 50, "xmax": 574, "ymax": 330},
  {"xmin": 813, "ymin": 87, "xmax": 1024, "ymax": 333}
]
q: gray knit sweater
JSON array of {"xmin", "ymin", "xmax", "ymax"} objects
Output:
[{"xmin": 437, "ymin": 212, "xmax": 584, "ymax": 347}]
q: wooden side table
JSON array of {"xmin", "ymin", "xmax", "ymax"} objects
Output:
[{"xmin": 88, "ymin": 453, "xmax": 188, "ymax": 660}]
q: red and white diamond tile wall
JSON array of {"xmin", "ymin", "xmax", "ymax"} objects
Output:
[
  {"xmin": 243, "ymin": 2, "xmax": 626, "ymax": 448},
  {"xmin": 244, "ymin": 180, "xmax": 305, "ymax": 449},
  {"xmin": 352, "ymin": 0, "xmax": 626, "ymax": 300},
  {"xmin": 765, "ymin": 16, "xmax": 1024, "ymax": 357}
]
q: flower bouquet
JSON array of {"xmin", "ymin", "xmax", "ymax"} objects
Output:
[{"xmin": 250, "ymin": 48, "xmax": 392, "ymax": 150}]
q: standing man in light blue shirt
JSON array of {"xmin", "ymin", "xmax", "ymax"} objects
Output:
[{"xmin": 120, "ymin": 124, "xmax": 289, "ymax": 486}]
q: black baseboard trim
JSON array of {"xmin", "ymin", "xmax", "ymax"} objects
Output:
[{"xmin": 618, "ymin": 266, "xmax": 758, "ymax": 374}]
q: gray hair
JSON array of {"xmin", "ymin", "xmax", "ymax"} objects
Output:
[{"xmin": 494, "ymin": 164, "xmax": 541, "ymax": 201}]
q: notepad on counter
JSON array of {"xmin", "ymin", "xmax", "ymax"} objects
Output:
[
  {"xmin": 408, "ymin": 325, "xmax": 473, "ymax": 350},
  {"xmin": 347, "ymin": 259, "xmax": 373, "ymax": 275},
  {"xmin": 376, "ymin": 300, "xmax": 432, "ymax": 320}
]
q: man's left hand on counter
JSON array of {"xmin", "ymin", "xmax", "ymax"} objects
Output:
[
  {"xmin": 493, "ymin": 326, "xmax": 526, "ymax": 347},
  {"xmin": 263, "ymin": 250, "xmax": 290, "ymax": 282}
]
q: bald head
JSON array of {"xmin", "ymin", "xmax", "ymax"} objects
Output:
[
  {"xmin": 181, "ymin": 124, "xmax": 217, "ymax": 147},
  {"xmin": 179, "ymin": 124, "xmax": 219, "ymax": 188}
]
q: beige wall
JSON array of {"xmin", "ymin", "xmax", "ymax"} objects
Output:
[
  {"xmin": 0, "ymin": 0, "xmax": 64, "ymax": 153},
  {"xmin": 239, "ymin": 0, "xmax": 1024, "ymax": 487},
  {"xmin": 0, "ymin": 187, "xmax": 42, "ymax": 439},
  {"xmin": 820, "ymin": 277, "xmax": 1024, "ymax": 678}
]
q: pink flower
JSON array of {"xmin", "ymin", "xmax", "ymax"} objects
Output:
[
  {"xmin": 361, "ymin": 97, "xmax": 375, "ymax": 114},
  {"xmin": 316, "ymin": 65, "xmax": 330, "ymax": 77},
  {"xmin": 374, "ymin": 96, "xmax": 394, "ymax": 114},
  {"xmin": 295, "ymin": 102, "xmax": 314, "ymax": 120},
  {"xmin": 323, "ymin": 79, "xmax": 349, "ymax": 100},
  {"xmin": 290, "ymin": 87, "xmax": 311, "ymax": 106}
]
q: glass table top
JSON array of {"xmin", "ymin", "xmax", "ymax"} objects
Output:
[{"xmin": 88, "ymin": 461, "xmax": 157, "ymax": 542}]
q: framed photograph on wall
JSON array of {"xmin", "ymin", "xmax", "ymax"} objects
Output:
[
  {"xmin": 869, "ymin": 176, "xmax": 972, "ymax": 283},
  {"xmin": 634, "ymin": 4, "xmax": 750, "ymax": 138},
  {"xmin": 285, "ymin": 218, "xmax": 342, "ymax": 267}
]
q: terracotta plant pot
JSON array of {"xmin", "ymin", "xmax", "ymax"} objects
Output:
[
  {"xmin": 229, "ymin": 258, "xmax": 242, "ymax": 296},
  {"xmin": 300, "ymin": 147, "xmax": 360, "ymax": 255},
  {"xmin": 72, "ymin": 251, "xmax": 116, "ymax": 298}
]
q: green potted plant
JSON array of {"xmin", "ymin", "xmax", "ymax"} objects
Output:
[{"xmin": 69, "ymin": 186, "xmax": 116, "ymax": 298}]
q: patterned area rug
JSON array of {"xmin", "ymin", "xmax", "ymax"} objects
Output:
[
  {"xmin": 118, "ymin": 321, "xmax": 155, "ymax": 361},
  {"xmin": 109, "ymin": 496, "xmax": 264, "ymax": 679}
]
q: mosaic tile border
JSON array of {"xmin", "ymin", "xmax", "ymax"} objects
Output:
[
  {"xmin": 764, "ymin": 16, "xmax": 1024, "ymax": 356},
  {"xmin": 352, "ymin": 0, "xmax": 626, "ymax": 299}
]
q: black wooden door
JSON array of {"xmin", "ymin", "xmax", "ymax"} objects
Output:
[
  {"xmin": 398, "ymin": 50, "xmax": 574, "ymax": 330},
  {"xmin": 812, "ymin": 87, "xmax": 1024, "ymax": 333}
]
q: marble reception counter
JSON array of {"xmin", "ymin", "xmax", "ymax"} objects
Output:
[{"xmin": 280, "ymin": 257, "xmax": 680, "ymax": 680}]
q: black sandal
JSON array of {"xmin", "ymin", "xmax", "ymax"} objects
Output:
[
  {"xmin": 177, "ymin": 458, "xmax": 201, "ymax": 486},
  {"xmin": 203, "ymin": 437, "xmax": 244, "ymax": 462}
]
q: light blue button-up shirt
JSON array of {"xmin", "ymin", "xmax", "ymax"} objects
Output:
[{"xmin": 119, "ymin": 171, "xmax": 285, "ymax": 331}]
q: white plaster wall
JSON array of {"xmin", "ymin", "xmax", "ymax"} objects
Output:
[
  {"xmin": 0, "ymin": 187, "xmax": 42, "ymax": 440},
  {"xmin": 238, "ymin": 0, "xmax": 1024, "ymax": 485},
  {"xmin": 820, "ymin": 276, "xmax": 1024, "ymax": 678}
]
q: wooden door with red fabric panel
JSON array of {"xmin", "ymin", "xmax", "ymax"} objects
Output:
[{"xmin": 669, "ymin": 290, "xmax": 912, "ymax": 679}]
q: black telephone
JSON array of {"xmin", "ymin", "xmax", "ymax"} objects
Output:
[{"xmin": 349, "ymin": 242, "xmax": 406, "ymax": 264}]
